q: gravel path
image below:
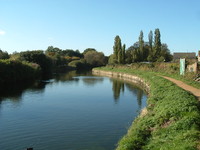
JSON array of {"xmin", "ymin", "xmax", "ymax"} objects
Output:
[{"xmin": 161, "ymin": 76, "xmax": 200, "ymax": 100}]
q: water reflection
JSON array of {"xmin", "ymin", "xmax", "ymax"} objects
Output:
[
  {"xmin": 0, "ymin": 71, "xmax": 91, "ymax": 103},
  {"xmin": 112, "ymin": 79, "xmax": 125, "ymax": 103},
  {"xmin": 110, "ymin": 78, "xmax": 145, "ymax": 106},
  {"xmin": 80, "ymin": 77, "xmax": 104, "ymax": 86},
  {"xmin": 0, "ymin": 71, "xmax": 146, "ymax": 107},
  {"xmin": 125, "ymin": 84, "xmax": 144, "ymax": 109},
  {"xmin": 54, "ymin": 70, "xmax": 92, "ymax": 83},
  {"xmin": 0, "ymin": 81, "xmax": 48, "ymax": 106}
]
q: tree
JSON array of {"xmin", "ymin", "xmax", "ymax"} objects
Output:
[
  {"xmin": 84, "ymin": 51, "xmax": 106, "ymax": 67},
  {"xmin": 154, "ymin": 28, "xmax": 161, "ymax": 60},
  {"xmin": 148, "ymin": 30, "xmax": 153, "ymax": 50},
  {"xmin": 83, "ymin": 48, "xmax": 96, "ymax": 55},
  {"xmin": 108, "ymin": 54, "xmax": 115, "ymax": 64},
  {"xmin": 118, "ymin": 48, "xmax": 122, "ymax": 64},
  {"xmin": 113, "ymin": 35, "xmax": 122, "ymax": 63},
  {"xmin": 0, "ymin": 50, "xmax": 9, "ymax": 59},
  {"xmin": 147, "ymin": 30, "xmax": 154, "ymax": 62},
  {"xmin": 160, "ymin": 44, "xmax": 173, "ymax": 62},
  {"xmin": 46, "ymin": 46, "xmax": 62, "ymax": 56},
  {"xmin": 125, "ymin": 46, "xmax": 135, "ymax": 63},
  {"xmin": 62, "ymin": 49, "xmax": 83, "ymax": 58},
  {"xmin": 19, "ymin": 50, "xmax": 52, "ymax": 77},
  {"xmin": 122, "ymin": 44, "xmax": 126, "ymax": 64},
  {"xmin": 139, "ymin": 30, "xmax": 144, "ymax": 61}
]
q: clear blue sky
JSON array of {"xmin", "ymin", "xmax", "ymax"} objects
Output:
[{"xmin": 0, "ymin": 0, "xmax": 200, "ymax": 56}]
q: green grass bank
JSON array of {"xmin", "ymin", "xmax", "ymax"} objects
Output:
[{"xmin": 93, "ymin": 66, "xmax": 200, "ymax": 150}]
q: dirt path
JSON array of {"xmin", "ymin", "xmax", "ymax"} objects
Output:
[{"xmin": 161, "ymin": 76, "xmax": 200, "ymax": 100}]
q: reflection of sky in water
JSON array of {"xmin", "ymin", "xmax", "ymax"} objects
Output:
[{"xmin": 0, "ymin": 71, "xmax": 147, "ymax": 150}]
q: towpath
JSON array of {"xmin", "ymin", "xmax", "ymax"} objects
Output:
[{"xmin": 161, "ymin": 76, "xmax": 200, "ymax": 100}]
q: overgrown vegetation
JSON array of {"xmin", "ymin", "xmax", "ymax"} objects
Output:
[
  {"xmin": 94, "ymin": 67, "xmax": 200, "ymax": 150},
  {"xmin": 0, "ymin": 59, "xmax": 41, "ymax": 85}
]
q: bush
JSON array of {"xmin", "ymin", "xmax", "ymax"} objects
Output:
[
  {"xmin": 19, "ymin": 50, "xmax": 53, "ymax": 77},
  {"xmin": 68, "ymin": 59, "xmax": 90, "ymax": 70},
  {"xmin": 0, "ymin": 59, "xmax": 41, "ymax": 85}
]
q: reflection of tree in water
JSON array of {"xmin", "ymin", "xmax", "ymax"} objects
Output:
[
  {"xmin": 112, "ymin": 79, "xmax": 125, "ymax": 103},
  {"xmin": 82, "ymin": 77, "xmax": 104, "ymax": 86},
  {"xmin": 0, "ymin": 71, "xmax": 92, "ymax": 106},
  {"xmin": 0, "ymin": 81, "xmax": 47, "ymax": 105},
  {"xmin": 54, "ymin": 71, "xmax": 77, "ymax": 82},
  {"xmin": 54, "ymin": 70, "xmax": 92, "ymax": 83},
  {"xmin": 125, "ymin": 83, "xmax": 143, "ymax": 108},
  {"xmin": 137, "ymin": 90, "xmax": 143, "ymax": 109}
]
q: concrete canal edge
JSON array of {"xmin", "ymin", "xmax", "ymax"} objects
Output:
[
  {"xmin": 92, "ymin": 69, "xmax": 150, "ymax": 94},
  {"xmin": 92, "ymin": 69, "xmax": 150, "ymax": 117}
]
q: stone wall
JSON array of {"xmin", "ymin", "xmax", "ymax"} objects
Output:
[{"xmin": 187, "ymin": 62, "xmax": 198, "ymax": 73}]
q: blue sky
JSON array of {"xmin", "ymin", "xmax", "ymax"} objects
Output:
[{"xmin": 0, "ymin": 0, "xmax": 200, "ymax": 56}]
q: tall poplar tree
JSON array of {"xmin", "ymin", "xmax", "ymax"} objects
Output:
[
  {"xmin": 118, "ymin": 48, "xmax": 122, "ymax": 64},
  {"xmin": 154, "ymin": 28, "xmax": 161, "ymax": 59},
  {"xmin": 122, "ymin": 44, "xmax": 126, "ymax": 64},
  {"xmin": 139, "ymin": 30, "xmax": 144, "ymax": 61},
  {"xmin": 113, "ymin": 35, "xmax": 122, "ymax": 63},
  {"xmin": 147, "ymin": 30, "xmax": 154, "ymax": 62},
  {"xmin": 148, "ymin": 30, "xmax": 153, "ymax": 52}
]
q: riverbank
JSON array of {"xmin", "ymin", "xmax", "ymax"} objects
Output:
[{"xmin": 93, "ymin": 67, "xmax": 200, "ymax": 150}]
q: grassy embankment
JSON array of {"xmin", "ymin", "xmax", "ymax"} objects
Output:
[
  {"xmin": 94, "ymin": 66, "xmax": 200, "ymax": 150},
  {"xmin": 110, "ymin": 63, "xmax": 200, "ymax": 89}
]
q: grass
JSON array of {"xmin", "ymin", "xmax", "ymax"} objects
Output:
[{"xmin": 94, "ymin": 66, "xmax": 200, "ymax": 150}]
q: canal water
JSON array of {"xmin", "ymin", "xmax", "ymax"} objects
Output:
[{"xmin": 0, "ymin": 71, "xmax": 147, "ymax": 150}]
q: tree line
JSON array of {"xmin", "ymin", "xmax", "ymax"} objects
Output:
[
  {"xmin": 109, "ymin": 28, "xmax": 172, "ymax": 64},
  {"xmin": 0, "ymin": 47, "xmax": 107, "ymax": 84}
]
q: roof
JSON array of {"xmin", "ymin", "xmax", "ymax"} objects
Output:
[{"xmin": 173, "ymin": 52, "xmax": 196, "ymax": 59}]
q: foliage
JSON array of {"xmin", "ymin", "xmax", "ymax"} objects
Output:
[
  {"xmin": 84, "ymin": 50, "xmax": 107, "ymax": 67},
  {"xmin": 125, "ymin": 46, "xmax": 136, "ymax": 63},
  {"xmin": 45, "ymin": 46, "xmax": 83, "ymax": 70},
  {"xmin": 62, "ymin": 49, "xmax": 83, "ymax": 58},
  {"xmin": 0, "ymin": 59, "xmax": 41, "ymax": 85},
  {"xmin": 113, "ymin": 35, "xmax": 126, "ymax": 64},
  {"xmin": 68, "ymin": 59, "xmax": 89, "ymax": 70},
  {"xmin": 83, "ymin": 48, "xmax": 96, "ymax": 55},
  {"xmin": 19, "ymin": 50, "xmax": 53, "ymax": 76},
  {"xmin": 160, "ymin": 44, "xmax": 173, "ymax": 62},
  {"xmin": 94, "ymin": 67, "xmax": 200, "ymax": 150},
  {"xmin": 113, "ymin": 35, "xmax": 121, "ymax": 63},
  {"xmin": 108, "ymin": 54, "xmax": 116, "ymax": 64},
  {"xmin": 0, "ymin": 50, "xmax": 9, "ymax": 59},
  {"xmin": 139, "ymin": 30, "xmax": 144, "ymax": 61},
  {"xmin": 153, "ymin": 28, "xmax": 162, "ymax": 61},
  {"xmin": 148, "ymin": 30, "xmax": 153, "ymax": 51},
  {"xmin": 122, "ymin": 44, "xmax": 126, "ymax": 64},
  {"xmin": 125, "ymin": 28, "xmax": 172, "ymax": 63}
]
